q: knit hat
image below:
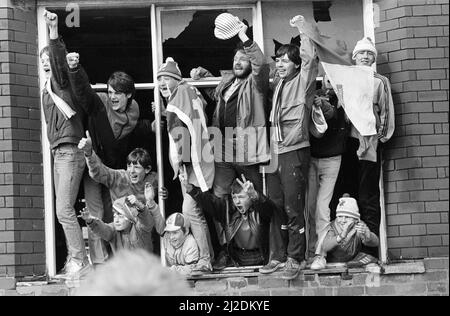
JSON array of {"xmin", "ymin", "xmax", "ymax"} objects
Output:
[
  {"xmin": 113, "ymin": 197, "xmax": 138, "ymax": 224},
  {"xmin": 214, "ymin": 13, "xmax": 241, "ymax": 40},
  {"xmin": 157, "ymin": 57, "xmax": 182, "ymax": 81},
  {"xmin": 164, "ymin": 212, "xmax": 189, "ymax": 232},
  {"xmin": 336, "ymin": 197, "xmax": 360, "ymax": 220},
  {"xmin": 352, "ymin": 37, "xmax": 377, "ymax": 60}
]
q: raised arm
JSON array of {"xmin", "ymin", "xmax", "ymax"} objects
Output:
[
  {"xmin": 238, "ymin": 23, "xmax": 269, "ymax": 92},
  {"xmin": 45, "ymin": 11, "xmax": 69, "ymax": 89},
  {"xmin": 78, "ymin": 131, "xmax": 127, "ymax": 188},
  {"xmin": 67, "ymin": 55, "xmax": 101, "ymax": 115}
]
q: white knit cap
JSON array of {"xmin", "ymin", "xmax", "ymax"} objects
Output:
[
  {"xmin": 214, "ymin": 13, "xmax": 241, "ymax": 40},
  {"xmin": 336, "ymin": 197, "xmax": 360, "ymax": 220},
  {"xmin": 352, "ymin": 37, "xmax": 377, "ymax": 60}
]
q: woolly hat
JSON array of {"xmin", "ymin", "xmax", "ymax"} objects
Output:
[
  {"xmin": 113, "ymin": 197, "xmax": 138, "ymax": 224},
  {"xmin": 214, "ymin": 13, "xmax": 241, "ymax": 40},
  {"xmin": 352, "ymin": 37, "xmax": 377, "ymax": 60},
  {"xmin": 164, "ymin": 212, "xmax": 190, "ymax": 232},
  {"xmin": 336, "ymin": 196, "xmax": 360, "ymax": 220},
  {"xmin": 157, "ymin": 57, "xmax": 182, "ymax": 81}
]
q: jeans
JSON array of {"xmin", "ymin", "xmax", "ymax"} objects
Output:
[
  {"xmin": 307, "ymin": 155, "xmax": 341, "ymax": 256},
  {"xmin": 213, "ymin": 162, "xmax": 263, "ymax": 198},
  {"xmin": 83, "ymin": 174, "xmax": 110, "ymax": 264},
  {"xmin": 53, "ymin": 144, "xmax": 86, "ymax": 265},
  {"xmin": 267, "ymin": 148, "xmax": 310, "ymax": 262},
  {"xmin": 181, "ymin": 182, "xmax": 214, "ymax": 265}
]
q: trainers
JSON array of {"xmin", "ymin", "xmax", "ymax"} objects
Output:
[
  {"xmin": 347, "ymin": 252, "xmax": 377, "ymax": 268},
  {"xmin": 212, "ymin": 251, "xmax": 231, "ymax": 271},
  {"xmin": 259, "ymin": 260, "xmax": 285, "ymax": 274},
  {"xmin": 310, "ymin": 255, "xmax": 327, "ymax": 270},
  {"xmin": 57, "ymin": 259, "xmax": 92, "ymax": 280},
  {"xmin": 281, "ymin": 257, "xmax": 306, "ymax": 280}
]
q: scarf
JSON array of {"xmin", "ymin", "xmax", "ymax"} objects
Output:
[{"xmin": 45, "ymin": 79, "xmax": 76, "ymax": 120}]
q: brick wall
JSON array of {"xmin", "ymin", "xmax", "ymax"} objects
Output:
[
  {"xmin": 0, "ymin": 0, "xmax": 44, "ymax": 278},
  {"xmin": 375, "ymin": 0, "xmax": 449, "ymax": 259}
]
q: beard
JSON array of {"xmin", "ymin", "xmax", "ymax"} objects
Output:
[{"xmin": 233, "ymin": 66, "xmax": 251, "ymax": 79}]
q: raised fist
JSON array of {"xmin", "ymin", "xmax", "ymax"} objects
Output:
[{"xmin": 66, "ymin": 52, "xmax": 80, "ymax": 69}]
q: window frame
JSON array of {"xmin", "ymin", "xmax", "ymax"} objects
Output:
[{"xmin": 37, "ymin": 0, "xmax": 384, "ymax": 277}]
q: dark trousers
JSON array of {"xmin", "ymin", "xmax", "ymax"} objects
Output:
[
  {"xmin": 358, "ymin": 146, "xmax": 382, "ymax": 258},
  {"xmin": 267, "ymin": 148, "xmax": 310, "ymax": 262}
]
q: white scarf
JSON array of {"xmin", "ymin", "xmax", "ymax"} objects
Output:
[{"xmin": 46, "ymin": 79, "xmax": 76, "ymax": 120}]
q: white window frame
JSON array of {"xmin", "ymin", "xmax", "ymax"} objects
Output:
[{"xmin": 37, "ymin": 0, "xmax": 383, "ymax": 277}]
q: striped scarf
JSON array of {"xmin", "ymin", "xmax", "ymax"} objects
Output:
[{"xmin": 269, "ymin": 79, "xmax": 285, "ymax": 142}]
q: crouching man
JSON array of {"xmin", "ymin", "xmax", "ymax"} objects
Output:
[{"xmin": 311, "ymin": 195, "xmax": 379, "ymax": 270}]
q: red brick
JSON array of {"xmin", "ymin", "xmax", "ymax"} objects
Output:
[
  {"xmin": 365, "ymin": 285, "xmax": 396, "ymax": 296},
  {"xmin": 334, "ymin": 286, "xmax": 365, "ymax": 296},
  {"xmin": 410, "ymin": 190, "xmax": 440, "ymax": 201},
  {"xmin": 0, "ymin": 232, "xmax": 15, "ymax": 242},
  {"xmin": 405, "ymin": 123, "xmax": 434, "ymax": 134},
  {"xmin": 417, "ymin": 69, "xmax": 447, "ymax": 80},
  {"xmin": 425, "ymin": 201, "xmax": 449, "ymax": 212},
  {"xmin": 19, "ymin": 209, "xmax": 43, "ymax": 219},
  {"xmin": 402, "ymin": 58, "xmax": 431, "ymax": 70},
  {"xmin": 396, "ymin": 157, "xmax": 422, "ymax": 170},
  {"xmin": 387, "ymin": 6, "xmax": 412, "ymax": 19},
  {"xmin": 401, "ymin": 247, "xmax": 428, "ymax": 258},
  {"xmin": 418, "ymin": 90, "xmax": 448, "ymax": 101},
  {"xmin": 422, "ymin": 156, "xmax": 449, "ymax": 167},
  {"xmin": 393, "ymin": 92, "xmax": 418, "ymax": 103},
  {"xmin": 424, "ymin": 257, "xmax": 449, "ymax": 270},
  {"xmin": 398, "ymin": 202, "xmax": 425, "ymax": 214},
  {"xmin": 375, "ymin": 31, "xmax": 387, "ymax": 44},
  {"xmin": 0, "ymin": 254, "xmax": 15, "ymax": 265},
  {"xmin": 377, "ymin": 0, "xmax": 399, "ymax": 10},
  {"xmin": 439, "ymin": 189, "xmax": 449, "ymax": 200},
  {"xmin": 389, "ymin": 49, "xmax": 415, "ymax": 62},
  {"xmin": 412, "ymin": 213, "xmax": 442, "ymax": 224},
  {"xmin": 388, "ymin": 215, "xmax": 412, "ymax": 226},
  {"xmin": 378, "ymin": 19, "xmax": 400, "ymax": 33},
  {"xmin": 437, "ymin": 36, "xmax": 449, "ymax": 47},
  {"xmin": 437, "ymin": 167, "xmax": 447, "ymax": 178},
  {"xmin": 400, "ymin": 38, "xmax": 429, "ymax": 49},
  {"xmin": 420, "ymin": 113, "xmax": 449, "ymax": 124},
  {"xmin": 427, "ymin": 223, "xmax": 449, "ymax": 235},
  {"xmin": 424, "ymin": 178, "xmax": 449, "ymax": 189},
  {"xmin": 19, "ymin": 254, "xmax": 45, "ymax": 265},
  {"xmin": 385, "ymin": 181, "xmax": 397, "ymax": 193},
  {"xmin": 415, "ymin": 48, "xmax": 445, "ymax": 59},
  {"xmin": 443, "ymin": 235, "xmax": 449, "ymax": 246},
  {"xmin": 407, "ymin": 146, "xmax": 436, "ymax": 157},
  {"xmin": 414, "ymin": 235, "xmax": 443, "ymax": 247},
  {"xmin": 385, "ymin": 169, "xmax": 409, "ymax": 181},
  {"xmin": 399, "ymin": 16, "xmax": 427, "ymax": 27},
  {"xmin": 390, "ymin": 71, "xmax": 417, "ymax": 83},
  {"xmin": 19, "ymin": 231, "xmax": 44, "ymax": 242},
  {"xmin": 395, "ymin": 283, "xmax": 428, "ymax": 295},
  {"xmin": 412, "ymin": 5, "xmax": 442, "ymax": 16},
  {"xmin": 387, "ymin": 225, "xmax": 400, "ymax": 237},
  {"xmin": 7, "ymin": 242, "xmax": 33, "ymax": 254},
  {"xmin": 428, "ymin": 15, "xmax": 449, "ymax": 25},
  {"xmin": 386, "ymin": 192, "xmax": 410, "ymax": 204},
  {"xmin": 430, "ymin": 58, "xmax": 449, "ymax": 69},
  {"xmin": 428, "ymin": 247, "xmax": 449, "ymax": 256},
  {"xmin": 429, "ymin": 37, "xmax": 438, "ymax": 47}
]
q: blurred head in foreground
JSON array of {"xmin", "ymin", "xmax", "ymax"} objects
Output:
[{"xmin": 76, "ymin": 249, "xmax": 192, "ymax": 296}]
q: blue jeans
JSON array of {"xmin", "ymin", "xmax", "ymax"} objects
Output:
[
  {"xmin": 83, "ymin": 174, "xmax": 110, "ymax": 264},
  {"xmin": 181, "ymin": 182, "xmax": 214, "ymax": 265},
  {"xmin": 307, "ymin": 155, "xmax": 342, "ymax": 256},
  {"xmin": 53, "ymin": 144, "xmax": 86, "ymax": 265}
]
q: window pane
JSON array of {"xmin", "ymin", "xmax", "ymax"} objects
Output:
[
  {"xmin": 53, "ymin": 7, "xmax": 153, "ymax": 84},
  {"xmin": 161, "ymin": 8, "xmax": 253, "ymax": 77},
  {"xmin": 262, "ymin": 0, "xmax": 364, "ymax": 59}
]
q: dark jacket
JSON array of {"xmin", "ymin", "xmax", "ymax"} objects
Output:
[
  {"xmin": 310, "ymin": 88, "xmax": 350, "ymax": 158},
  {"xmin": 68, "ymin": 66, "xmax": 139, "ymax": 170},
  {"xmin": 41, "ymin": 37, "xmax": 85, "ymax": 149}
]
